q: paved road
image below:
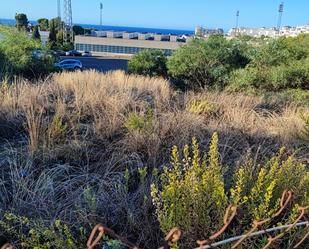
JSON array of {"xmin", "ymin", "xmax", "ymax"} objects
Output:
[{"xmin": 61, "ymin": 56, "xmax": 128, "ymax": 72}]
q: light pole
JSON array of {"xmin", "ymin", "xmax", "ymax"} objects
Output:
[
  {"xmin": 235, "ymin": 10, "xmax": 239, "ymax": 37},
  {"xmin": 100, "ymin": 2, "xmax": 103, "ymax": 26}
]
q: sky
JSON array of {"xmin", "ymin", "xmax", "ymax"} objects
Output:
[{"xmin": 0, "ymin": 0, "xmax": 308, "ymax": 30}]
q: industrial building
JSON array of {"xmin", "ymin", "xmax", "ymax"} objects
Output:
[{"xmin": 75, "ymin": 31, "xmax": 192, "ymax": 56}]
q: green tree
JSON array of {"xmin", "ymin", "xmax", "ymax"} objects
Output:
[
  {"xmin": 15, "ymin": 13, "xmax": 29, "ymax": 31},
  {"xmin": 0, "ymin": 25, "xmax": 55, "ymax": 78},
  {"xmin": 32, "ymin": 25, "xmax": 41, "ymax": 41},
  {"xmin": 0, "ymin": 49, "xmax": 5, "ymax": 78},
  {"xmin": 227, "ymin": 34, "xmax": 309, "ymax": 92},
  {"xmin": 48, "ymin": 22, "xmax": 57, "ymax": 49},
  {"xmin": 56, "ymin": 29, "xmax": 64, "ymax": 46},
  {"xmin": 37, "ymin": 18, "xmax": 49, "ymax": 31},
  {"xmin": 167, "ymin": 35, "xmax": 250, "ymax": 89},
  {"xmin": 128, "ymin": 49, "xmax": 168, "ymax": 77},
  {"xmin": 73, "ymin": 25, "xmax": 85, "ymax": 35},
  {"xmin": 49, "ymin": 17, "xmax": 62, "ymax": 31}
]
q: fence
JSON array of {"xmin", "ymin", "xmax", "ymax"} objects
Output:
[
  {"xmin": 86, "ymin": 190, "xmax": 309, "ymax": 249},
  {"xmin": 1, "ymin": 190, "xmax": 308, "ymax": 249}
]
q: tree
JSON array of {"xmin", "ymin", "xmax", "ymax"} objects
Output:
[
  {"xmin": 48, "ymin": 22, "xmax": 57, "ymax": 49},
  {"xmin": 73, "ymin": 25, "xmax": 85, "ymax": 36},
  {"xmin": 0, "ymin": 25, "xmax": 55, "ymax": 78},
  {"xmin": 56, "ymin": 29, "xmax": 64, "ymax": 45},
  {"xmin": 167, "ymin": 35, "xmax": 250, "ymax": 89},
  {"xmin": 32, "ymin": 25, "xmax": 41, "ymax": 41},
  {"xmin": 128, "ymin": 50, "xmax": 168, "ymax": 77},
  {"xmin": 15, "ymin": 13, "xmax": 29, "ymax": 31},
  {"xmin": 49, "ymin": 17, "xmax": 62, "ymax": 31},
  {"xmin": 37, "ymin": 18, "xmax": 49, "ymax": 31}
]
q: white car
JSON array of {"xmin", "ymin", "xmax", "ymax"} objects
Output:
[
  {"xmin": 54, "ymin": 59, "xmax": 83, "ymax": 70},
  {"xmin": 82, "ymin": 51, "xmax": 92, "ymax": 57}
]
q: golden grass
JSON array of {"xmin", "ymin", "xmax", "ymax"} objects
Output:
[
  {"xmin": 1, "ymin": 70, "xmax": 308, "ymax": 155},
  {"xmin": 0, "ymin": 70, "xmax": 308, "ymax": 248}
]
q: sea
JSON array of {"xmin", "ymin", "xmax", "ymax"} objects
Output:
[{"xmin": 0, "ymin": 18, "xmax": 194, "ymax": 35}]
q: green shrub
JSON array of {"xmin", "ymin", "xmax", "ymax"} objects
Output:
[
  {"xmin": 151, "ymin": 133, "xmax": 227, "ymax": 243},
  {"xmin": 250, "ymin": 36, "xmax": 309, "ymax": 67},
  {"xmin": 46, "ymin": 114, "xmax": 68, "ymax": 148},
  {"xmin": 0, "ymin": 213, "xmax": 86, "ymax": 249},
  {"xmin": 152, "ymin": 134, "xmax": 309, "ymax": 246},
  {"xmin": 124, "ymin": 109, "xmax": 154, "ymax": 132},
  {"xmin": 230, "ymin": 148, "xmax": 308, "ymax": 221},
  {"xmin": 300, "ymin": 113, "xmax": 309, "ymax": 141},
  {"xmin": 0, "ymin": 25, "xmax": 55, "ymax": 78},
  {"xmin": 186, "ymin": 99, "xmax": 219, "ymax": 116},
  {"xmin": 228, "ymin": 35, "xmax": 309, "ymax": 92},
  {"xmin": 167, "ymin": 35, "xmax": 250, "ymax": 90},
  {"xmin": 228, "ymin": 59, "xmax": 309, "ymax": 92},
  {"xmin": 128, "ymin": 49, "xmax": 168, "ymax": 77}
]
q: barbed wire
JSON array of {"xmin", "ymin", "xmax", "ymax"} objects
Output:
[
  {"xmin": 195, "ymin": 221, "xmax": 308, "ymax": 249},
  {"xmin": 232, "ymin": 190, "xmax": 293, "ymax": 249},
  {"xmin": 0, "ymin": 244, "xmax": 13, "ymax": 249},
  {"xmin": 197, "ymin": 204, "xmax": 237, "ymax": 248},
  {"xmin": 85, "ymin": 189, "xmax": 308, "ymax": 249},
  {"xmin": 158, "ymin": 227, "xmax": 182, "ymax": 249},
  {"xmin": 1, "ymin": 190, "xmax": 308, "ymax": 249},
  {"xmin": 86, "ymin": 224, "xmax": 139, "ymax": 249}
]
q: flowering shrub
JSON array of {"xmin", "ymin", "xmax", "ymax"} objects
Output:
[{"xmin": 152, "ymin": 133, "xmax": 309, "ymax": 247}]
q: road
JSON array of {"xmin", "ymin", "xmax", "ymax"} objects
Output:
[{"xmin": 61, "ymin": 56, "xmax": 129, "ymax": 72}]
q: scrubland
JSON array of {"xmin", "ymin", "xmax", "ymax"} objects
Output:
[{"xmin": 0, "ymin": 70, "xmax": 308, "ymax": 248}]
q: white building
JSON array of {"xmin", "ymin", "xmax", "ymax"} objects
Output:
[
  {"xmin": 123, "ymin": 32, "xmax": 139, "ymax": 39},
  {"xmin": 91, "ymin": 30, "xmax": 107, "ymax": 37},
  {"xmin": 195, "ymin": 26, "xmax": 224, "ymax": 37},
  {"xmin": 228, "ymin": 24, "xmax": 309, "ymax": 38},
  {"xmin": 228, "ymin": 27, "xmax": 277, "ymax": 38},
  {"xmin": 39, "ymin": 31, "xmax": 50, "ymax": 46}
]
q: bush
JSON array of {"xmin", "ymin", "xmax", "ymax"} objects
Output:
[
  {"xmin": 0, "ymin": 26, "xmax": 55, "ymax": 78},
  {"xmin": 151, "ymin": 134, "xmax": 228, "ymax": 244},
  {"xmin": 228, "ymin": 35, "xmax": 309, "ymax": 92},
  {"xmin": 0, "ymin": 213, "xmax": 86, "ymax": 249},
  {"xmin": 228, "ymin": 59, "xmax": 309, "ymax": 92},
  {"xmin": 128, "ymin": 49, "xmax": 168, "ymax": 77},
  {"xmin": 300, "ymin": 113, "xmax": 309, "ymax": 141},
  {"xmin": 124, "ymin": 109, "xmax": 153, "ymax": 132},
  {"xmin": 186, "ymin": 99, "xmax": 219, "ymax": 116},
  {"xmin": 250, "ymin": 36, "xmax": 309, "ymax": 67},
  {"xmin": 167, "ymin": 35, "xmax": 250, "ymax": 90},
  {"xmin": 152, "ymin": 134, "xmax": 309, "ymax": 247}
]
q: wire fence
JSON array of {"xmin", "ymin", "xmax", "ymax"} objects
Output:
[
  {"xmin": 86, "ymin": 190, "xmax": 309, "ymax": 249},
  {"xmin": 1, "ymin": 190, "xmax": 308, "ymax": 249}
]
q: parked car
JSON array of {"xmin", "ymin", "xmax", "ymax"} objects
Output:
[
  {"xmin": 65, "ymin": 50, "xmax": 82, "ymax": 56},
  {"xmin": 55, "ymin": 50, "xmax": 66, "ymax": 56},
  {"xmin": 82, "ymin": 51, "xmax": 92, "ymax": 57},
  {"xmin": 54, "ymin": 59, "xmax": 83, "ymax": 70}
]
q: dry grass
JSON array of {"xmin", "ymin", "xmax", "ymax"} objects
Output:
[{"xmin": 0, "ymin": 70, "xmax": 308, "ymax": 247}]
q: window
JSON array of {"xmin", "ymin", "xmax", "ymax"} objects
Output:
[{"xmin": 75, "ymin": 43, "xmax": 175, "ymax": 55}]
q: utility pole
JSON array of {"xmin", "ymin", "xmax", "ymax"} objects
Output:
[
  {"xmin": 100, "ymin": 2, "xmax": 103, "ymax": 26},
  {"xmin": 63, "ymin": 0, "xmax": 73, "ymax": 43},
  {"xmin": 235, "ymin": 10, "xmax": 239, "ymax": 37},
  {"xmin": 277, "ymin": 2, "xmax": 284, "ymax": 35}
]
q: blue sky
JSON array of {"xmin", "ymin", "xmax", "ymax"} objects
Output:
[{"xmin": 0, "ymin": 0, "xmax": 308, "ymax": 30}]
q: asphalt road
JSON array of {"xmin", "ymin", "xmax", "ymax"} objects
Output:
[{"xmin": 60, "ymin": 56, "xmax": 129, "ymax": 72}]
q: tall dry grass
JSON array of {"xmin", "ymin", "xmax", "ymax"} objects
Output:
[{"xmin": 0, "ymin": 70, "xmax": 308, "ymax": 247}]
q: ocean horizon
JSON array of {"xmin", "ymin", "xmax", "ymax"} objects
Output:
[{"xmin": 0, "ymin": 18, "xmax": 194, "ymax": 35}]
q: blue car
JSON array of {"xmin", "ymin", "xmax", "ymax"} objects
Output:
[{"xmin": 54, "ymin": 59, "xmax": 83, "ymax": 71}]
